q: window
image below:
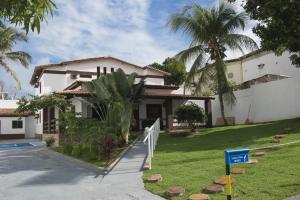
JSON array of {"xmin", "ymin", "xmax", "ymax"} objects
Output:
[
  {"xmin": 228, "ymin": 72, "xmax": 234, "ymax": 79},
  {"xmin": 12, "ymin": 120, "xmax": 23, "ymax": 129},
  {"xmin": 111, "ymin": 68, "xmax": 114, "ymax": 73},
  {"xmin": 103, "ymin": 67, "xmax": 107, "ymax": 75},
  {"xmin": 39, "ymin": 82, "xmax": 42, "ymax": 93}
]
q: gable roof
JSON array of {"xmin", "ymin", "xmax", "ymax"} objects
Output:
[
  {"xmin": 30, "ymin": 56, "xmax": 170, "ymax": 85},
  {"xmin": 225, "ymin": 49, "xmax": 266, "ymax": 63}
]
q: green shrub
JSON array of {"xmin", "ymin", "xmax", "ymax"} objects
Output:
[
  {"xmin": 72, "ymin": 143, "xmax": 82, "ymax": 157},
  {"xmin": 45, "ymin": 137, "xmax": 56, "ymax": 147},
  {"xmin": 63, "ymin": 143, "xmax": 73, "ymax": 155},
  {"xmin": 81, "ymin": 145, "xmax": 99, "ymax": 161},
  {"xmin": 175, "ymin": 102, "xmax": 206, "ymax": 131}
]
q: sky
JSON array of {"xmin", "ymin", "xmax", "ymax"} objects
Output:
[{"xmin": 0, "ymin": 0, "xmax": 260, "ymax": 97}]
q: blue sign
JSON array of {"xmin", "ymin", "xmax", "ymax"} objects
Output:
[{"xmin": 225, "ymin": 148, "xmax": 249, "ymax": 165}]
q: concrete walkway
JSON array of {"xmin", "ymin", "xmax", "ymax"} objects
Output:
[
  {"xmin": 0, "ymin": 139, "xmax": 164, "ymax": 200},
  {"xmin": 99, "ymin": 139, "xmax": 165, "ymax": 200}
]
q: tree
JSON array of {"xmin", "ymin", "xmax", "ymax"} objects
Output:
[
  {"xmin": 175, "ymin": 103, "xmax": 205, "ymax": 132},
  {"xmin": 228, "ymin": 0, "xmax": 300, "ymax": 67},
  {"xmin": 0, "ymin": 0, "xmax": 56, "ymax": 33},
  {"xmin": 149, "ymin": 57, "xmax": 187, "ymax": 86},
  {"xmin": 168, "ymin": 1, "xmax": 257, "ymax": 125},
  {"xmin": 0, "ymin": 26, "xmax": 31, "ymax": 89},
  {"xmin": 85, "ymin": 69, "xmax": 144, "ymax": 144}
]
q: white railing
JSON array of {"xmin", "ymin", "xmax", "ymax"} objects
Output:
[{"xmin": 143, "ymin": 118, "xmax": 160, "ymax": 170}]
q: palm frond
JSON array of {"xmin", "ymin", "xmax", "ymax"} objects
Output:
[
  {"xmin": 5, "ymin": 51, "xmax": 31, "ymax": 68},
  {"xmin": 0, "ymin": 61, "xmax": 21, "ymax": 89}
]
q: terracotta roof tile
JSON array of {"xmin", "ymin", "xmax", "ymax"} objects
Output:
[{"xmin": 0, "ymin": 109, "xmax": 32, "ymax": 117}]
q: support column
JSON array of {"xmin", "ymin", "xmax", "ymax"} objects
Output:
[
  {"xmin": 165, "ymin": 98, "xmax": 173, "ymax": 131},
  {"xmin": 205, "ymin": 99, "xmax": 212, "ymax": 128}
]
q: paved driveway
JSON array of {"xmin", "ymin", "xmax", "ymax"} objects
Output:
[{"xmin": 0, "ymin": 141, "xmax": 164, "ymax": 200}]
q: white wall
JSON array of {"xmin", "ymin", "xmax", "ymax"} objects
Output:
[
  {"xmin": 0, "ymin": 117, "xmax": 25, "ymax": 134},
  {"xmin": 0, "ymin": 100, "xmax": 18, "ymax": 108},
  {"xmin": 242, "ymin": 51, "xmax": 300, "ymax": 82},
  {"xmin": 226, "ymin": 60, "xmax": 243, "ymax": 84},
  {"xmin": 25, "ymin": 116, "xmax": 36, "ymax": 138},
  {"xmin": 212, "ymin": 77, "xmax": 300, "ymax": 125}
]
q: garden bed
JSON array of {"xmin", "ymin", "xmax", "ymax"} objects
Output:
[{"xmin": 51, "ymin": 134, "xmax": 139, "ymax": 169}]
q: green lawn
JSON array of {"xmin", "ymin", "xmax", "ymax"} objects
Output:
[{"xmin": 144, "ymin": 119, "xmax": 300, "ymax": 200}]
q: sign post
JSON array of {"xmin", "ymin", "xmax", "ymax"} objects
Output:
[{"xmin": 224, "ymin": 148, "xmax": 249, "ymax": 200}]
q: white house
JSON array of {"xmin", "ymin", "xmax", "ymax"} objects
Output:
[
  {"xmin": 225, "ymin": 50, "xmax": 300, "ymax": 85},
  {"xmin": 0, "ymin": 100, "xmax": 35, "ymax": 139},
  {"xmin": 29, "ymin": 56, "xmax": 214, "ymax": 142},
  {"xmin": 213, "ymin": 50, "xmax": 300, "ymax": 125}
]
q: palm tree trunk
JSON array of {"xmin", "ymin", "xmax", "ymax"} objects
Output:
[{"xmin": 218, "ymin": 93, "xmax": 228, "ymax": 126}]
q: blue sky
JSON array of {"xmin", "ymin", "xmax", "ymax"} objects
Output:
[{"xmin": 0, "ymin": 0, "xmax": 259, "ymax": 97}]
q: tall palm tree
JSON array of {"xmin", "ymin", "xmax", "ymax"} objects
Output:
[
  {"xmin": 0, "ymin": 25, "xmax": 31, "ymax": 89},
  {"xmin": 85, "ymin": 69, "xmax": 144, "ymax": 144},
  {"xmin": 168, "ymin": 1, "xmax": 258, "ymax": 125}
]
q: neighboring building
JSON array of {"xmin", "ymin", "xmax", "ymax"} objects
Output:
[
  {"xmin": 29, "ymin": 56, "xmax": 214, "ymax": 141},
  {"xmin": 0, "ymin": 100, "xmax": 35, "ymax": 139},
  {"xmin": 225, "ymin": 50, "xmax": 300, "ymax": 85},
  {"xmin": 213, "ymin": 50, "xmax": 300, "ymax": 125}
]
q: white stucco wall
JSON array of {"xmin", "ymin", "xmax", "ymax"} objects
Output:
[
  {"xmin": 0, "ymin": 100, "xmax": 18, "ymax": 108},
  {"xmin": 242, "ymin": 51, "xmax": 300, "ymax": 82},
  {"xmin": 25, "ymin": 116, "xmax": 36, "ymax": 138},
  {"xmin": 0, "ymin": 117, "xmax": 25, "ymax": 134},
  {"xmin": 212, "ymin": 77, "xmax": 300, "ymax": 125},
  {"xmin": 226, "ymin": 60, "xmax": 243, "ymax": 84}
]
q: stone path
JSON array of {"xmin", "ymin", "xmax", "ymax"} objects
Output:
[
  {"xmin": 0, "ymin": 139, "xmax": 164, "ymax": 200},
  {"xmin": 285, "ymin": 195, "xmax": 300, "ymax": 200}
]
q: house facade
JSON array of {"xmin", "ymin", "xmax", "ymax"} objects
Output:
[
  {"xmin": 29, "ymin": 56, "xmax": 213, "ymax": 141},
  {"xmin": 0, "ymin": 100, "xmax": 35, "ymax": 139}
]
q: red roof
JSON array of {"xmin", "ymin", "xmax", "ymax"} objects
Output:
[{"xmin": 0, "ymin": 109, "xmax": 32, "ymax": 117}]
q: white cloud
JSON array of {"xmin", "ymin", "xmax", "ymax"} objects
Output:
[{"xmin": 26, "ymin": 0, "xmax": 175, "ymax": 66}]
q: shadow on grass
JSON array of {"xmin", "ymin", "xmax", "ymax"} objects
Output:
[{"xmin": 156, "ymin": 119, "xmax": 300, "ymax": 153}]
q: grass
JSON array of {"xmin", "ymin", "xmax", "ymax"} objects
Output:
[{"xmin": 144, "ymin": 118, "xmax": 300, "ymax": 200}]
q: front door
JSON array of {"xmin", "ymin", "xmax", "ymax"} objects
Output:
[{"xmin": 142, "ymin": 104, "xmax": 163, "ymax": 129}]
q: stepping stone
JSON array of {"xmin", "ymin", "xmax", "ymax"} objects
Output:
[
  {"xmin": 146, "ymin": 174, "xmax": 162, "ymax": 183},
  {"xmin": 231, "ymin": 167, "xmax": 246, "ymax": 174},
  {"xmin": 143, "ymin": 163, "xmax": 150, "ymax": 170},
  {"xmin": 254, "ymin": 152, "xmax": 267, "ymax": 157},
  {"xmin": 214, "ymin": 176, "xmax": 236, "ymax": 185},
  {"xmin": 166, "ymin": 186, "xmax": 185, "ymax": 197},
  {"xmin": 247, "ymin": 159, "xmax": 258, "ymax": 164},
  {"xmin": 189, "ymin": 193, "xmax": 210, "ymax": 200},
  {"xmin": 271, "ymin": 139, "xmax": 280, "ymax": 143},
  {"xmin": 203, "ymin": 185, "xmax": 224, "ymax": 194},
  {"xmin": 275, "ymin": 134, "xmax": 285, "ymax": 139}
]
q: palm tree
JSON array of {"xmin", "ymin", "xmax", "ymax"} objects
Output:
[
  {"xmin": 0, "ymin": 25, "xmax": 31, "ymax": 89},
  {"xmin": 85, "ymin": 69, "xmax": 144, "ymax": 144},
  {"xmin": 168, "ymin": 1, "xmax": 258, "ymax": 125}
]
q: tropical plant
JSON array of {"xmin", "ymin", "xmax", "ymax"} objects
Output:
[
  {"xmin": 85, "ymin": 68, "xmax": 144, "ymax": 144},
  {"xmin": 0, "ymin": 0, "xmax": 56, "ymax": 33},
  {"xmin": 168, "ymin": 1, "xmax": 258, "ymax": 125},
  {"xmin": 175, "ymin": 102, "xmax": 206, "ymax": 131},
  {"xmin": 16, "ymin": 93, "xmax": 70, "ymax": 114},
  {"xmin": 229, "ymin": 0, "xmax": 300, "ymax": 67},
  {"xmin": 0, "ymin": 26, "xmax": 31, "ymax": 89},
  {"xmin": 149, "ymin": 57, "xmax": 187, "ymax": 86}
]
